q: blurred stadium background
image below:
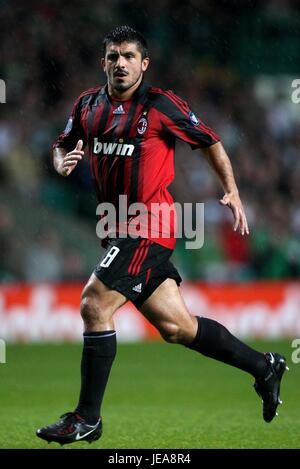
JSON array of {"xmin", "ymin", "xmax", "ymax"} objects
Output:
[{"xmin": 0, "ymin": 0, "xmax": 300, "ymax": 449}]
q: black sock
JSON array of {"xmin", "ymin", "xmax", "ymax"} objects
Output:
[
  {"xmin": 186, "ymin": 317, "xmax": 267, "ymax": 378},
  {"xmin": 75, "ymin": 330, "xmax": 116, "ymax": 424}
]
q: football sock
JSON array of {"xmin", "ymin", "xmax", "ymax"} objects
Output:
[
  {"xmin": 187, "ymin": 316, "xmax": 268, "ymax": 378},
  {"xmin": 75, "ymin": 330, "xmax": 116, "ymax": 424}
]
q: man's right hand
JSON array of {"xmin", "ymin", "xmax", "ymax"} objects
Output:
[{"xmin": 57, "ymin": 140, "xmax": 84, "ymax": 176}]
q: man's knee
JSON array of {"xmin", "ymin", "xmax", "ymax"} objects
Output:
[{"xmin": 80, "ymin": 285, "xmax": 112, "ymax": 328}]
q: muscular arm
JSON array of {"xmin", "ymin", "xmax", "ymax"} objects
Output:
[
  {"xmin": 201, "ymin": 141, "xmax": 249, "ymax": 235},
  {"xmin": 53, "ymin": 140, "xmax": 84, "ymax": 177}
]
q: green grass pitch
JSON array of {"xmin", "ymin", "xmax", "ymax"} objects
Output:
[{"xmin": 0, "ymin": 340, "xmax": 299, "ymax": 449}]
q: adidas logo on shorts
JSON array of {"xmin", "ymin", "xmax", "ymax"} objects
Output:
[{"xmin": 132, "ymin": 283, "xmax": 142, "ymax": 293}]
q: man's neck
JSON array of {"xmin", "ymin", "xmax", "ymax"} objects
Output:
[{"xmin": 107, "ymin": 75, "xmax": 143, "ymax": 101}]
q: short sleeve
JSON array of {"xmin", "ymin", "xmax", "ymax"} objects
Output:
[
  {"xmin": 53, "ymin": 94, "xmax": 87, "ymax": 151},
  {"xmin": 155, "ymin": 90, "xmax": 220, "ymax": 149}
]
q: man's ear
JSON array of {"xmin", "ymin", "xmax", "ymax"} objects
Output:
[
  {"xmin": 101, "ymin": 58, "xmax": 106, "ymax": 72},
  {"xmin": 142, "ymin": 57, "xmax": 150, "ymax": 73}
]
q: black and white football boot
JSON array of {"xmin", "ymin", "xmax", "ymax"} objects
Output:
[
  {"xmin": 254, "ymin": 352, "xmax": 289, "ymax": 423},
  {"xmin": 36, "ymin": 412, "xmax": 102, "ymax": 445}
]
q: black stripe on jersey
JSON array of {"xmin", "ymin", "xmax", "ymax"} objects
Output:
[
  {"xmin": 86, "ymin": 102, "xmax": 96, "ymax": 149},
  {"xmin": 96, "ymin": 98, "xmax": 111, "ymax": 200},
  {"xmin": 152, "ymin": 94, "xmax": 219, "ymax": 148},
  {"xmin": 164, "ymin": 90, "xmax": 190, "ymax": 114},
  {"xmin": 105, "ymin": 111, "xmax": 123, "ymax": 205}
]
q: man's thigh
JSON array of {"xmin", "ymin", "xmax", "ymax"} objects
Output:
[
  {"xmin": 82, "ymin": 273, "xmax": 128, "ymax": 312},
  {"xmin": 139, "ymin": 278, "xmax": 196, "ymax": 338}
]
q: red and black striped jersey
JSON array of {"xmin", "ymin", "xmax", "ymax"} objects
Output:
[{"xmin": 54, "ymin": 81, "xmax": 220, "ymax": 249}]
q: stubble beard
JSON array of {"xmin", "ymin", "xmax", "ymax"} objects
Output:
[{"xmin": 111, "ymin": 71, "xmax": 143, "ymax": 92}]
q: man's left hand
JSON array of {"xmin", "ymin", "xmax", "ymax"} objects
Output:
[{"xmin": 219, "ymin": 191, "xmax": 249, "ymax": 236}]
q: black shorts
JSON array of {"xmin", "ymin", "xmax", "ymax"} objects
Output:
[{"xmin": 94, "ymin": 237, "xmax": 182, "ymax": 309}]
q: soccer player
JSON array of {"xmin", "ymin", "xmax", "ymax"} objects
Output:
[{"xmin": 36, "ymin": 26, "xmax": 288, "ymax": 445}]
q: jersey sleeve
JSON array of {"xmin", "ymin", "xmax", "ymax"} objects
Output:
[
  {"xmin": 155, "ymin": 90, "xmax": 220, "ymax": 149},
  {"xmin": 53, "ymin": 93, "xmax": 87, "ymax": 151}
]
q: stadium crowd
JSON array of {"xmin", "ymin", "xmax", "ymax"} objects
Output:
[{"xmin": 0, "ymin": 0, "xmax": 299, "ymax": 282}]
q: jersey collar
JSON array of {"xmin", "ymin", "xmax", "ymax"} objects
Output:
[{"xmin": 101, "ymin": 80, "xmax": 151, "ymax": 102}]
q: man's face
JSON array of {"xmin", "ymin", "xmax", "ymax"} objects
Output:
[{"xmin": 101, "ymin": 41, "xmax": 149, "ymax": 93}]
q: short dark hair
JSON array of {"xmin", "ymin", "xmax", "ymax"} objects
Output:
[{"xmin": 102, "ymin": 25, "xmax": 149, "ymax": 59}]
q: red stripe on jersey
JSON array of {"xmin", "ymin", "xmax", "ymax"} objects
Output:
[
  {"xmin": 102, "ymin": 106, "xmax": 117, "ymax": 139},
  {"xmin": 137, "ymin": 141, "xmax": 145, "ymax": 203},
  {"xmin": 89, "ymin": 105, "xmax": 106, "ymax": 199}
]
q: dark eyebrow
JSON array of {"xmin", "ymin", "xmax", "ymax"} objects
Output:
[{"xmin": 107, "ymin": 50, "xmax": 136, "ymax": 58}]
